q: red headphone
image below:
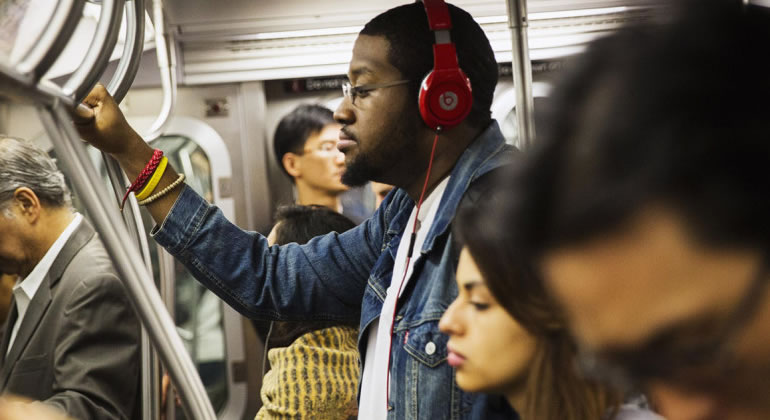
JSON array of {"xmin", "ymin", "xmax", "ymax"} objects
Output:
[{"xmin": 419, "ymin": 0, "xmax": 473, "ymax": 130}]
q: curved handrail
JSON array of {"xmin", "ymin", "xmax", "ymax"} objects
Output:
[
  {"xmin": 16, "ymin": 0, "xmax": 86, "ymax": 81},
  {"xmin": 143, "ymin": 0, "xmax": 177, "ymax": 142},
  {"xmin": 107, "ymin": 0, "xmax": 145, "ymax": 103},
  {"xmin": 62, "ymin": 0, "xmax": 125, "ymax": 103}
]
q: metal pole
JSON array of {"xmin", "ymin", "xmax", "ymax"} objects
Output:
[
  {"xmin": 507, "ymin": 0, "xmax": 536, "ymax": 149},
  {"xmin": 102, "ymin": 157, "xmax": 161, "ymax": 420},
  {"xmin": 38, "ymin": 102, "xmax": 217, "ymax": 420},
  {"xmin": 16, "ymin": 0, "xmax": 86, "ymax": 81},
  {"xmin": 108, "ymin": 0, "xmax": 146, "ymax": 103},
  {"xmin": 62, "ymin": 0, "xmax": 126, "ymax": 102},
  {"xmin": 144, "ymin": 0, "xmax": 177, "ymax": 141},
  {"xmin": 100, "ymin": 3, "xmax": 157, "ymax": 415},
  {"xmin": 158, "ymin": 247, "xmax": 178, "ymax": 420}
]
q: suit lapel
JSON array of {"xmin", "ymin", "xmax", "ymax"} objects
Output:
[
  {"xmin": 0, "ymin": 302, "xmax": 17, "ymax": 365},
  {"xmin": 0, "ymin": 220, "xmax": 95, "ymax": 390},
  {"xmin": 0, "ymin": 286, "xmax": 51, "ymax": 389}
]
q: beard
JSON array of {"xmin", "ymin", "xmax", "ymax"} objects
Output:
[
  {"xmin": 341, "ymin": 113, "xmax": 421, "ymax": 187},
  {"xmin": 341, "ymin": 152, "xmax": 377, "ymax": 187}
]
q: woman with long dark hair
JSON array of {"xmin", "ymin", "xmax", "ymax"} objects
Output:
[{"xmin": 439, "ymin": 190, "xmax": 663, "ymax": 420}]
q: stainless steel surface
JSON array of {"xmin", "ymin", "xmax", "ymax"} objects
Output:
[
  {"xmin": 507, "ymin": 0, "xmax": 536, "ymax": 148},
  {"xmin": 0, "ymin": 63, "xmax": 78, "ymax": 109},
  {"xmin": 157, "ymin": 246, "xmax": 176, "ymax": 420},
  {"xmin": 142, "ymin": 330, "xmax": 162, "ymax": 420},
  {"xmin": 37, "ymin": 102, "xmax": 217, "ymax": 420},
  {"xmin": 108, "ymin": 0, "xmax": 146, "ymax": 103},
  {"xmin": 144, "ymin": 0, "xmax": 177, "ymax": 141},
  {"xmin": 16, "ymin": 0, "xmax": 86, "ymax": 81},
  {"xmin": 62, "ymin": 0, "xmax": 125, "ymax": 102}
]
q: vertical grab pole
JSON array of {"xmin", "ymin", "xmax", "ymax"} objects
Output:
[
  {"xmin": 102, "ymin": 158, "xmax": 161, "ymax": 420},
  {"xmin": 100, "ymin": 1, "xmax": 158, "ymax": 418},
  {"xmin": 38, "ymin": 102, "xmax": 217, "ymax": 420},
  {"xmin": 507, "ymin": 0, "xmax": 536, "ymax": 149}
]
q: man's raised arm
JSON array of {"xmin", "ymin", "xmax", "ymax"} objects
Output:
[{"xmin": 74, "ymin": 84, "xmax": 180, "ymax": 224}]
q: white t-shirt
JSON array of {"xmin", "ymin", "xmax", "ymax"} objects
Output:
[{"xmin": 358, "ymin": 177, "xmax": 450, "ymax": 420}]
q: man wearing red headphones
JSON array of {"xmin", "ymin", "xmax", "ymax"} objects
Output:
[{"xmin": 76, "ymin": 2, "xmax": 514, "ymax": 419}]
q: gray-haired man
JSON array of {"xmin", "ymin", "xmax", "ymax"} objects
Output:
[{"xmin": 0, "ymin": 136, "xmax": 140, "ymax": 420}]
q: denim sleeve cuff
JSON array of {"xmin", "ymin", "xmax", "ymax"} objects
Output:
[{"xmin": 150, "ymin": 185, "xmax": 210, "ymax": 255}]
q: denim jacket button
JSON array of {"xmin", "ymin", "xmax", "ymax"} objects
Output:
[{"xmin": 425, "ymin": 341, "xmax": 436, "ymax": 355}]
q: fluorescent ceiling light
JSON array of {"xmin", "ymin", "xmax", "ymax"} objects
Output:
[
  {"xmin": 249, "ymin": 25, "xmax": 363, "ymax": 41},
  {"xmin": 476, "ymin": 6, "xmax": 630, "ymax": 25},
  {"xmin": 530, "ymin": 6, "xmax": 629, "ymax": 20},
  {"xmin": 185, "ymin": 6, "xmax": 633, "ymax": 43}
]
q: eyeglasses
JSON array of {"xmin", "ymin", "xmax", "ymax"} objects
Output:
[
  {"xmin": 301, "ymin": 140, "xmax": 339, "ymax": 156},
  {"xmin": 577, "ymin": 256, "xmax": 770, "ymax": 393},
  {"xmin": 341, "ymin": 79, "xmax": 412, "ymax": 106}
]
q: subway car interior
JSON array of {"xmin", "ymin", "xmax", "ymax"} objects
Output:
[{"xmin": 1, "ymin": 0, "xmax": 732, "ymax": 419}]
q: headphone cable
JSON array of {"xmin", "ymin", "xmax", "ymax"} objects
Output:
[{"xmin": 384, "ymin": 127, "xmax": 442, "ymax": 411}]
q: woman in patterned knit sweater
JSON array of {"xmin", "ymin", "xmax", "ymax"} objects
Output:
[{"xmin": 256, "ymin": 205, "xmax": 359, "ymax": 420}]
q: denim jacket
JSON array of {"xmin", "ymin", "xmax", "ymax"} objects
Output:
[{"xmin": 153, "ymin": 121, "xmax": 517, "ymax": 419}]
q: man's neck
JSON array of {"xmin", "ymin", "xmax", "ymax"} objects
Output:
[
  {"xmin": 29, "ymin": 210, "xmax": 75, "ymax": 273},
  {"xmin": 402, "ymin": 124, "xmax": 482, "ymax": 201},
  {"xmin": 295, "ymin": 184, "xmax": 342, "ymax": 213}
]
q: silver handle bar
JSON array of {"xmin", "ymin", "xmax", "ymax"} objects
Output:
[
  {"xmin": 108, "ymin": 0, "xmax": 146, "ymax": 104},
  {"xmin": 62, "ymin": 0, "xmax": 125, "ymax": 103},
  {"xmin": 1, "ymin": 1, "xmax": 217, "ymax": 418},
  {"xmin": 143, "ymin": 0, "xmax": 177, "ymax": 141}
]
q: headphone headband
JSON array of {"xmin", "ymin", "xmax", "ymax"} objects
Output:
[
  {"xmin": 423, "ymin": 0, "xmax": 452, "ymax": 31},
  {"xmin": 419, "ymin": 0, "xmax": 473, "ymax": 130}
]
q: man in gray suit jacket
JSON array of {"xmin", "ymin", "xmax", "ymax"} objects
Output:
[{"xmin": 0, "ymin": 136, "xmax": 140, "ymax": 420}]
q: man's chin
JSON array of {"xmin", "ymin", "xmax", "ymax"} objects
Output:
[
  {"xmin": 341, "ymin": 174, "xmax": 369, "ymax": 187},
  {"xmin": 341, "ymin": 159, "xmax": 374, "ymax": 187}
]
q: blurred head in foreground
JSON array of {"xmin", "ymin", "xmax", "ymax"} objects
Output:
[{"xmin": 502, "ymin": 1, "xmax": 770, "ymax": 419}]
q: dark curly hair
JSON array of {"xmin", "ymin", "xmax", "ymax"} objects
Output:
[{"xmin": 360, "ymin": 2, "xmax": 497, "ymax": 129}]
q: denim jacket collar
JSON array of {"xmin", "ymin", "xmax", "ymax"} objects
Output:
[{"xmin": 389, "ymin": 120, "xmax": 510, "ymax": 255}]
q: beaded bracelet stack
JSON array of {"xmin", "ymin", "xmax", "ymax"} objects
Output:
[{"xmin": 120, "ymin": 149, "xmax": 186, "ymax": 210}]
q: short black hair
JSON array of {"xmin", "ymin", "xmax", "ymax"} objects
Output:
[
  {"xmin": 360, "ymin": 2, "xmax": 497, "ymax": 129},
  {"xmin": 506, "ymin": 0, "xmax": 770, "ymax": 257},
  {"xmin": 272, "ymin": 104, "xmax": 335, "ymax": 180},
  {"xmin": 265, "ymin": 205, "xmax": 357, "ymax": 346},
  {"xmin": 273, "ymin": 204, "xmax": 356, "ymax": 246}
]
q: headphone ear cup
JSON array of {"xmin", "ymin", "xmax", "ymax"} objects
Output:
[{"xmin": 419, "ymin": 68, "xmax": 473, "ymax": 130}]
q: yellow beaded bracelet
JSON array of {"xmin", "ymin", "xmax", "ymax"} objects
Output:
[{"xmin": 134, "ymin": 156, "xmax": 168, "ymax": 201}]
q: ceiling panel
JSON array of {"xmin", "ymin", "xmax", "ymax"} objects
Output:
[{"xmin": 158, "ymin": 0, "xmax": 667, "ymax": 84}]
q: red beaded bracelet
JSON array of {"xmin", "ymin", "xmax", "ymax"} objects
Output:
[{"xmin": 120, "ymin": 149, "xmax": 164, "ymax": 210}]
